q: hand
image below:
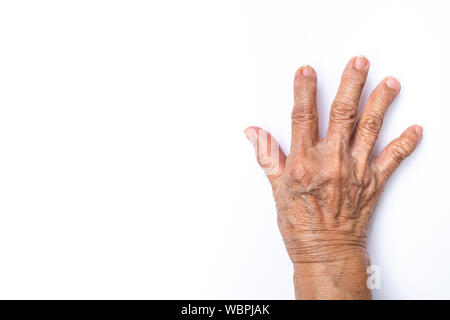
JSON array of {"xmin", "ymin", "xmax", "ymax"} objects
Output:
[{"xmin": 245, "ymin": 56, "xmax": 422, "ymax": 299}]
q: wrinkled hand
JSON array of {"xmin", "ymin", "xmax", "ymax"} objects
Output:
[{"xmin": 245, "ymin": 56, "xmax": 422, "ymax": 299}]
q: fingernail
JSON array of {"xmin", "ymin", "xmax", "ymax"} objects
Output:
[
  {"xmin": 386, "ymin": 77, "xmax": 400, "ymax": 91},
  {"xmin": 353, "ymin": 56, "xmax": 369, "ymax": 71},
  {"xmin": 414, "ymin": 125, "xmax": 423, "ymax": 138},
  {"xmin": 301, "ymin": 65, "xmax": 315, "ymax": 77}
]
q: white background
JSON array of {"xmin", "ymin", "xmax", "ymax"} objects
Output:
[{"xmin": 0, "ymin": 0, "xmax": 449, "ymax": 299}]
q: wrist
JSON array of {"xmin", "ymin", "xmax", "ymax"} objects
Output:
[{"xmin": 292, "ymin": 247, "xmax": 371, "ymax": 299}]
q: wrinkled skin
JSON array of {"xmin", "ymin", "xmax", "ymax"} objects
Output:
[{"xmin": 245, "ymin": 56, "xmax": 422, "ymax": 299}]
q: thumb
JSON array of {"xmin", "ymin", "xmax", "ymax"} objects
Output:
[{"xmin": 244, "ymin": 126, "xmax": 286, "ymax": 187}]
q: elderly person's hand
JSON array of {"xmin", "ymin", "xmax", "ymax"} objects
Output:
[{"xmin": 245, "ymin": 56, "xmax": 422, "ymax": 299}]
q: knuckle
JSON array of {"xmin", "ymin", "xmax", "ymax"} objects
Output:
[
  {"xmin": 390, "ymin": 148, "xmax": 404, "ymax": 163},
  {"xmin": 358, "ymin": 113, "xmax": 383, "ymax": 135},
  {"xmin": 287, "ymin": 163, "xmax": 307, "ymax": 182},
  {"xmin": 343, "ymin": 77, "xmax": 364, "ymax": 89},
  {"xmin": 370, "ymin": 93, "xmax": 391, "ymax": 110},
  {"xmin": 291, "ymin": 110, "xmax": 317, "ymax": 123},
  {"xmin": 291, "ymin": 101, "xmax": 317, "ymax": 123},
  {"xmin": 330, "ymin": 98, "xmax": 358, "ymax": 121},
  {"xmin": 373, "ymin": 91, "xmax": 389, "ymax": 104},
  {"xmin": 340, "ymin": 77, "xmax": 365, "ymax": 97},
  {"xmin": 391, "ymin": 141, "xmax": 412, "ymax": 162}
]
